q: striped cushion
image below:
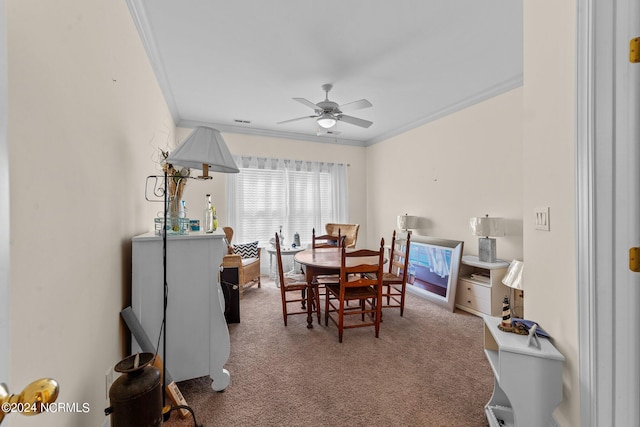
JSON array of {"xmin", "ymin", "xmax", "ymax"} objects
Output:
[{"xmin": 232, "ymin": 241, "xmax": 259, "ymax": 259}]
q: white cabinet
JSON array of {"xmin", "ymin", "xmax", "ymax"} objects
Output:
[
  {"xmin": 483, "ymin": 315, "xmax": 564, "ymax": 427},
  {"xmin": 456, "ymin": 255, "xmax": 509, "ymax": 316},
  {"xmin": 131, "ymin": 231, "xmax": 230, "ymax": 391}
]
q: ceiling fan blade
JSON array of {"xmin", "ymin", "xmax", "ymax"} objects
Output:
[
  {"xmin": 293, "ymin": 98, "xmax": 321, "ymax": 111},
  {"xmin": 277, "ymin": 115, "xmax": 316, "ymax": 125},
  {"xmin": 339, "ymin": 114, "xmax": 373, "ymax": 128},
  {"xmin": 339, "ymin": 99, "xmax": 372, "ymax": 112}
]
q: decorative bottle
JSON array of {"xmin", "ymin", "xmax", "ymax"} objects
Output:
[
  {"xmin": 212, "ymin": 204, "xmax": 218, "ymax": 231},
  {"xmin": 204, "ymin": 194, "xmax": 214, "ymax": 233}
]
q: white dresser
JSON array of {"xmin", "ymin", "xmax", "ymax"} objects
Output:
[{"xmin": 131, "ymin": 230, "xmax": 230, "ymax": 391}]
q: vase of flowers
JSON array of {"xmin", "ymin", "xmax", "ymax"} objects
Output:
[{"xmin": 162, "ymin": 151, "xmax": 190, "ymax": 233}]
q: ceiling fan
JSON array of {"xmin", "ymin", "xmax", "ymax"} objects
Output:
[{"xmin": 278, "ymin": 84, "xmax": 373, "ymax": 130}]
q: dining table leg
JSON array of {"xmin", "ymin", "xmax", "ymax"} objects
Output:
[{"xmin": 305, "ymin": 267, "xmax": 314, "ymax": 328}]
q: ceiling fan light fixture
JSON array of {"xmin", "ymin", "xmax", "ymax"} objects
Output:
[{"xmin": 317, "ymin": 114, "xmax": 337, "ymax": 129}]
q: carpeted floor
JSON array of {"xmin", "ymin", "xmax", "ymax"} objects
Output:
[{"xmin": 164, "ymin": 276, "xmax": 492, "ymax": 427}]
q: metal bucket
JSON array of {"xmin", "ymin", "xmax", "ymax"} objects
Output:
[{"xmin": 106, "ymin": 353, "xmax": 162, "ymax": 426}]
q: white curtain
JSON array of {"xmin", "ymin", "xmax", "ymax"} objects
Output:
[{"xmin": 227, "ymin": 155, "xmax": 348, "ymax": 246}]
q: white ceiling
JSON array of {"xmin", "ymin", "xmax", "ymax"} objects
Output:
[{"xmin": 127, "ymin": 0, "xmax": 522, "ymax": 147}]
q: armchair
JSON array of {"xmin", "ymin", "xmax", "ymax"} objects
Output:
[
  {"xmin": 325, "ymin": 223, "xmax": 360, "ymax": 248},
  {"xmin": 222, "ymin": 227, "xmax": 261, "ymax": 297}
]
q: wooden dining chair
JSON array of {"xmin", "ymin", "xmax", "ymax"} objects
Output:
[
  {"xmin": 311, "ymin": 228, "xmax": 345, "ymax": 288},
  {"xmin": 381, "ymin": 230, "xmax": 412, "ymax": 316},
  {"xmin": 324, "ymin": 238, "xmax": 385, "ymax": 343},
  {"xmin": 276, "ymin": 233, "xmax": 320, "ymax": 326},
  {"xmin": 312, "ymin": 227, "xmax": 343, "ymax": 248}
]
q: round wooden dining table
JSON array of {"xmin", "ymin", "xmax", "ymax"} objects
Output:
[{"xmin": 294, "ymin": 247, "xmax": 384, "ymax": 328}]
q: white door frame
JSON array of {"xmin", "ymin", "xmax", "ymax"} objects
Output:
[
  {"xmin": 0, "ymin": 0, "xmax": 10, "ymax": 394},
  {"xmin": 576, "ymin": 0, "xmax": 640, "ymax": 425}
]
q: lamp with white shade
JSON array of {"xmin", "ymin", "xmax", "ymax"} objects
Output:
[
  {"xmin": 397, "ymin": 214, "xmax": 418, "ymax": 232},
  {"xmin": 502, "ymin": 259, "xmax": 524, "ymax": 318},
  {"xmin": 167, "ymin": 126, "xmax": 239, "ymax": 177},
  {"xmin": 469, "ymin": 214, "xmax": 505, "ymax": 263}
]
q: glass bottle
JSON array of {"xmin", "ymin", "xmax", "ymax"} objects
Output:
[
  {"xmin": 179, "ymin": 200, "xmax": 186, "ymax": 218},
  {"xmin": 204, "ymin": 194, "xmax": 214, "ymax": 233},
  {"xmin": 212, "ymin": 204, "xmax": 218, "ymax": 231}
]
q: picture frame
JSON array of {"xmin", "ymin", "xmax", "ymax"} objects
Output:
[{"xmin": 405, "ymin": 235, "xmax": 464, "ymax": 312}]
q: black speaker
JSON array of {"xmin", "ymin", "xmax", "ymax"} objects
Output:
[{"xmin": 220, "ymin": 267, "xmax": 240, "ymax": 323}]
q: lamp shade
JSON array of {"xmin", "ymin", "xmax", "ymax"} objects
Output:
[
  {"xmin": 502, "ymin": 259, "xmax": 524, "ymax": 290},
  {"xmin": 166, "ymin": 127, "xmax": 239, "ymax": 174},
  {"xmin": 397, "ymin": 214, "xmax": 418, "ymax": 230},
  {"xmin": 470, "ymin": 216, "xmax": 505, "ymax": 237}
]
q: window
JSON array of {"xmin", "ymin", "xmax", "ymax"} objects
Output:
[{"xmin": 227, "ymin": 156, "xmax": 348, "ymax": 246}]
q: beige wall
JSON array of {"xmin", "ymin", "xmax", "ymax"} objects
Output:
[
  {"xmin": 7, "ymin": 1, "xmax": 174, "ymax": 426},
  {"xmin": 523, "ymin": 0, "xmax": 578, "ymax": 425},
  {"xmin": 366, "ymin": 88, "xmax": 524, "ymax": 262}
]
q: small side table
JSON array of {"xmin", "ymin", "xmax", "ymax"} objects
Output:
[
  {"xmin": 456, "ymin": 255, "xmax": 510, "ymax": 317},
  {"xmin": 266, "ymin": 246, "xmax": 305, "ymax": 286},
  {"xmin": 483, "ymin": 315, "xmax": 564, "ymax": 426}
]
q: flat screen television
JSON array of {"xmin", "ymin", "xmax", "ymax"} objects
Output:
[{"xmin": 405, "ymin": 235, "xmax": 464, "ymax": 312}]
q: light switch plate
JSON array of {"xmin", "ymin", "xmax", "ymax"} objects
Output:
[{"xmin": 535, "ymin": 207, "xmax": 550, "ymax": 231}]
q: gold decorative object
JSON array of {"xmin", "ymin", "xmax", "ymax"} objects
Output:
[{"xmin": 0, "ymin": 378, "xmax": 59, "ymax": 424}]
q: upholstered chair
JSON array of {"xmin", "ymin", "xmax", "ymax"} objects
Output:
[{"xmin": 221, "ymin": 226, "xmax": 261, "ymax": 297}]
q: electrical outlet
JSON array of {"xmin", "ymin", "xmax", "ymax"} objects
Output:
[{"xmin": 535, "ymin": 207, "xmax": 550, "ymax": 231}]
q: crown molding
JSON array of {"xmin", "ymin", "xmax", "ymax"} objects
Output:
[
  {"xmin": 126, "ymin": 0, "xmax": 181, "ymax": 125},
  {"xmin": 177, "ymin": 119, "xmax": 368, "ymax": 147},
  {"xmin": 366, "ymin": 74, "xmax": 523, "ymax": 146}
]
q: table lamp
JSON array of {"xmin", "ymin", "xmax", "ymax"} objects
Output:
[
  {"xmin": 397, "ymin": 214, "xmax": 418, "ymax": 232},
  {"xmin": 502, "ymin": 259, "xmax": 524, "ymax": 319},
  {"xmin": 470, "ymin": 214, "xmax": 505, "ymax": 263}
]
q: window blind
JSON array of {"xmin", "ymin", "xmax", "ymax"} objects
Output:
[{"xmin": 227, "ymin": 156, "xmax": 348, "ymax": 246}]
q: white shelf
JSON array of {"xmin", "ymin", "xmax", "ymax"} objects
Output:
[
  {"xmin": 484, "ymin": 316, "xmax": 564, "ymax": 361},
  {"xmin": 486, "ymin": 405, "xmax": 514, "ymax": 427},
  {"xmin": 461, "ymin": 255, "xmax": 509, "ymax": 269},
  {"xmin": 484, "ymin": 348, "xmax": 500, "ymax": 381},
  {"xmin": 483, "ymin": 315, "xmax": 564, "ymax": 427},
  {"xmin": 469, "ymin": 273, "xmax": 491, "ymax": 283}
]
